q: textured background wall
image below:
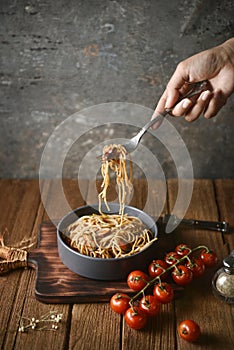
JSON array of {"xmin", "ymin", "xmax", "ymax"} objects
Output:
[{"xmin": 0, "ymin": 0, "xmax": 234, "ymax": 179}]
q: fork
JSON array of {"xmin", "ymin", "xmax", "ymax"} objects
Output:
[{"xmin": 104, "ymin": 80, "xmax": 208, "ymax": 158}]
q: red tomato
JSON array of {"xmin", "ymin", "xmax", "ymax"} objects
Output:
[
  {"xmin": 200, "ymin": 249, "xmax": 218, "ymax": 268},
  {"xmin": 153, "ymin": 282, "xmax": 174, "ymax": 304},
  {"xmin": 110, "ymin": 293, "xmax": 130, "ymax": 314},
  {"xmin": 127, "ymin": 270, "xmax": 149, "ymax": 291},
  {"xmin": 165, "ymin": 251, "xmax": 180, "ymax": 265},
  {"xmin": 148, "ymin": 259, "xmax": 169, "ymax": 280},
  {"xmin": 186, "ymin": 258, "xmax": 205, "ymax": 278},
  {"xmin": 175, "ymin": 244, "xmax": 191, "ymax": 256},
  {"xmin": 172, "ymin": 265, "xmax": 193, "ymax": 286},
  {"xmin": 124, "ymin": 307, "xmax": 148, "ymax": 330},
  {"xmin": 139, "ymin": 295, "xmax": 160, "ymax": 317},
  {"xmin": 178, "ymin": 319, "xmax": 201, "ymax": 342}
]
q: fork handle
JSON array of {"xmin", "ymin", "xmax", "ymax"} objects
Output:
[
  {"xmin": 148, "ymin": 80, "xmax": 209, "ymax": 131},
  {"xmin": 132, "ymin": 81, "xmax": 208, "ymax": 145},
  {"xmin": 142, "ymin": 110, "xmax": 168, "ymax": 132},
  {"xmin": 130, "ymin": 111, "xmax": 167, "ymax": 145}
]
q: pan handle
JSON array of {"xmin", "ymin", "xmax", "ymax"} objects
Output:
[{"xmin": 162, "ymin": 215, "xmax": 229, "ymax": 233}]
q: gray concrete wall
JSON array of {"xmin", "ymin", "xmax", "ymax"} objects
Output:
[{"xmin": 0, "ymin": 0, "xmax": 234, "ymax": 179}]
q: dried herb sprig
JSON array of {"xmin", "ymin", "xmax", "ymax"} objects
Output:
[
  {"xmin": 0, "ymin": 228, "xmax": 37, "ymax": 275},
  {"xmin": 18, "ymin": 310, "xmax": 63, "ymax": 333}
]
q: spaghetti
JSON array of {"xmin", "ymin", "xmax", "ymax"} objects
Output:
[
  {"xmin": 65, "ymin": 144, "xmax": 156, "ymax": 258},
  {"xmin": 98, "ymin": 144, "xmax": 132, "ymax": 216},
  {"xmin": 66, "ymin": 213, "xmax": 154, "ymax": 258}
]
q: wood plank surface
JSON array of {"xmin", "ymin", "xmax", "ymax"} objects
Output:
[
  {"xmin": 1, "ymin": 180, "xmax": 67, "ymax": 350},
  {"xmin": 167, "ymin": 179, "xmax": 233, "ymax": 350},
  {"xmin": 0, "ymin": 180, "xmax": 45, "ymax": 349},
  {"xmin": 0, "ymin": 179, "xmax": 233, "ymax": 350},
  {"xmin": 214, "ymin": 179, "xmax": 234, "ymax": 249}
]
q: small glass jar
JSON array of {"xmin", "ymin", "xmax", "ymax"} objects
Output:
[{"xmin": 212, "ymin": 250, "xmax": 234, "ymax": 304}]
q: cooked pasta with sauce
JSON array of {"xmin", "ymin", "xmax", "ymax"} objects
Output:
[
  {"xmin": 65, "ymin": 144, "xmax": 156, "ymax": 258},
  {"xmin": 98, "ymin": 144, "xmax": 132, "ymax": 216},
  {"xmin": 66, "ymin": 213, "xmax": 154, "ymax": 258}
]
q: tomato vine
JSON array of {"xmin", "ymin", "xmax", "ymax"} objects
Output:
[{"xmin": 110, "ymin": 243, "xmax": 217, "ymax": 331}]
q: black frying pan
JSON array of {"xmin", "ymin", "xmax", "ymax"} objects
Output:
[{"xmin": 57, "ymin": 203, "xmax": 158, "ymax": 281}]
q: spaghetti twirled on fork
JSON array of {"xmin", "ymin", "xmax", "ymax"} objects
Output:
[
  {"xmin": 98, "ymin": 144, "xmax": 132, "ymax": 216},
  {"xmin": 65, "ymin": 144, "xmax": 156, "ymax": 258}
]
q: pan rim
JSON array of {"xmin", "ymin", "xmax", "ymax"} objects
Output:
[{"xmin": 57, "ymin": 203, "xmax": 158, "ymax": 262}]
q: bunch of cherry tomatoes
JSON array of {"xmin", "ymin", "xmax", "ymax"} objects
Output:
[{"xmin": 110, "ymin": 243, "xmax": 218, "ymax": 341}]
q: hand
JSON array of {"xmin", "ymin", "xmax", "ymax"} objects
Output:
[{"xmin": 153, "ymin": 38, "xmax": 234, "ymax": 123}]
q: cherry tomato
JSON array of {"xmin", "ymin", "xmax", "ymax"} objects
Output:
[
  {"xmin": 124, "ymin": 306, "xmax": 148, "ymax": 330},
  {"xmin": 172, "ymin": 265, "xmax": 193, "ymax": 286},
  {"xmin": 139, "ymin": 295, "xmax": 160, "ymax": 317},
  {"xmin": 153, "ymin": 282, "xmax": 174, "ymax": 304},
  {"xmin": 186, "ymin": 258, "xmax": 205, "ymax": 278},
  {"xmin": 175, "ymin": 244, "xmax": 191, "ymax": 256},
  {"xmin": 148, "ymin": 259, "xmax": 169, "ymax": 280},
  {"xmin": 110, "ymin": 293, "xmax": 130, "ymax": 314},
  {"xmin": 127, "ymin": 270, "xmax": 149, "ymax": 291},
  {"xmin": 165, "ymin": 251, "xmax": 180, "ymax": 265},
  {"xmin": 178, "ymin": 319, "xmax": 201, "ymax": 342},
  {"xmin": 200, "ymin": 249, "xmax": 218, "ymax": 268}
]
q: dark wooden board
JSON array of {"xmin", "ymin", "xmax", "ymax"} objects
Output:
[
  {"xmin": 28, "ymin": 221, "xmax": 183, "ymax": 304},
  {"xmin": 28, "ymin": 222, "xmax": 133, "ymax": 304}
]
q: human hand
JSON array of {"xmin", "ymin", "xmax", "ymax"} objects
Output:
[{"xmin": 153, "ymin": 38, "xmax": 234, "ymax": 123}]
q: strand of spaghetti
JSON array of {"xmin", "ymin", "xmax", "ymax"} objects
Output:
[
  {"xmin": 98, "ymin": 144, "xmax": 131, "ymax": 216},
  {"xmin": 121, "ymin": 237, "xmax": 158, "ymax": 258},
  {"xmin": 99, "ymin": 162, "xmax": 110, "ymax": 212},
  {"xmin": 65, "ymin": 144, "xmax": 156, "ymax": 259},
  {"xmin": 119, "ymin": 159, "xmax": 125, "ymax": 207},
  {"xmin": 67, "ymin": 213, "xmax": 155, "ymax": 258}
]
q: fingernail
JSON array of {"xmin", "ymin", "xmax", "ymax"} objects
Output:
[
  {"xmin": 200, "ymin": 90, "xmax": 211, "ymax": 101},
  {"xmin": 182, "ymin": 99, "xmax": 191, "ymax": 109}
]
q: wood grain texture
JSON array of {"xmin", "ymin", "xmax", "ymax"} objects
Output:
[
  {"xmin": 0, "ymin": 180, "xmax": 69, "ymax": 350},
  {"xmin": 0, "ymin": 180, "xmax": 40, "ymax": 347},
  {"xmin": 214, "ymin": 179, "xmax": 234, "ymax": 249},
  {"xmin": 168, "ymin": 179, "xmax": 233, "ymax": 350},
  {"xmin": 0, "ymin": 179, "xmax": 233, "ymax": 350},
  {"xmin": 69, "ymin": 303, "xmax": 120, "ymax": 350},
  {"xmin": 28, "ymin": 222, "xmax": 133, "ymax": 303}
]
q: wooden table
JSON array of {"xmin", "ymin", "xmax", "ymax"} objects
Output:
[{"xmin": 0, "ymin": 179, "xmax": 233, "ymax": 350}]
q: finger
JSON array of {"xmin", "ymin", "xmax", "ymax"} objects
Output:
[
  {"xmin": 170, "ymin": 98, "xmax": 193, "ymax": 117},
  {"xmin": 164, "ymin": 62, "xmax": 190, "ymax": 109},
  {"xmin": 203, "ymin": 90, "xmax": 227, "ymax": 119},
  {"xmin": 154, "ymin": 91, "xmax": 168, "ymax": 115},
  {"xmin": 154, "ymin": 81, "xmax": 190, "ymax": 119},
  {"xmin": 164, "ymin": 88, "xmax": 181, "ymax": 109},
  {"xmin": 151, "ymin": 94, "xmax": 167, "ymax": 129},
  {"xmin": 155, "ymin": 60, "xmax": 192, "ymax": 115},
  {"xmin": 150, "ymin": 117, "xmax": 164, "ymax": 130},
  {"xmin": 185, "ymin": 90, "xmax": 212, "ymax": 122}
]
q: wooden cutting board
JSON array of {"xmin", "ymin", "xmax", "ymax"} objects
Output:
[
  {"xmin": 27, "ymin": 222, "xmax": 182, "ymax": 304},
  {"xmin": 28, "ymin": 222, "xmax": 134, "ymax": 304}
]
